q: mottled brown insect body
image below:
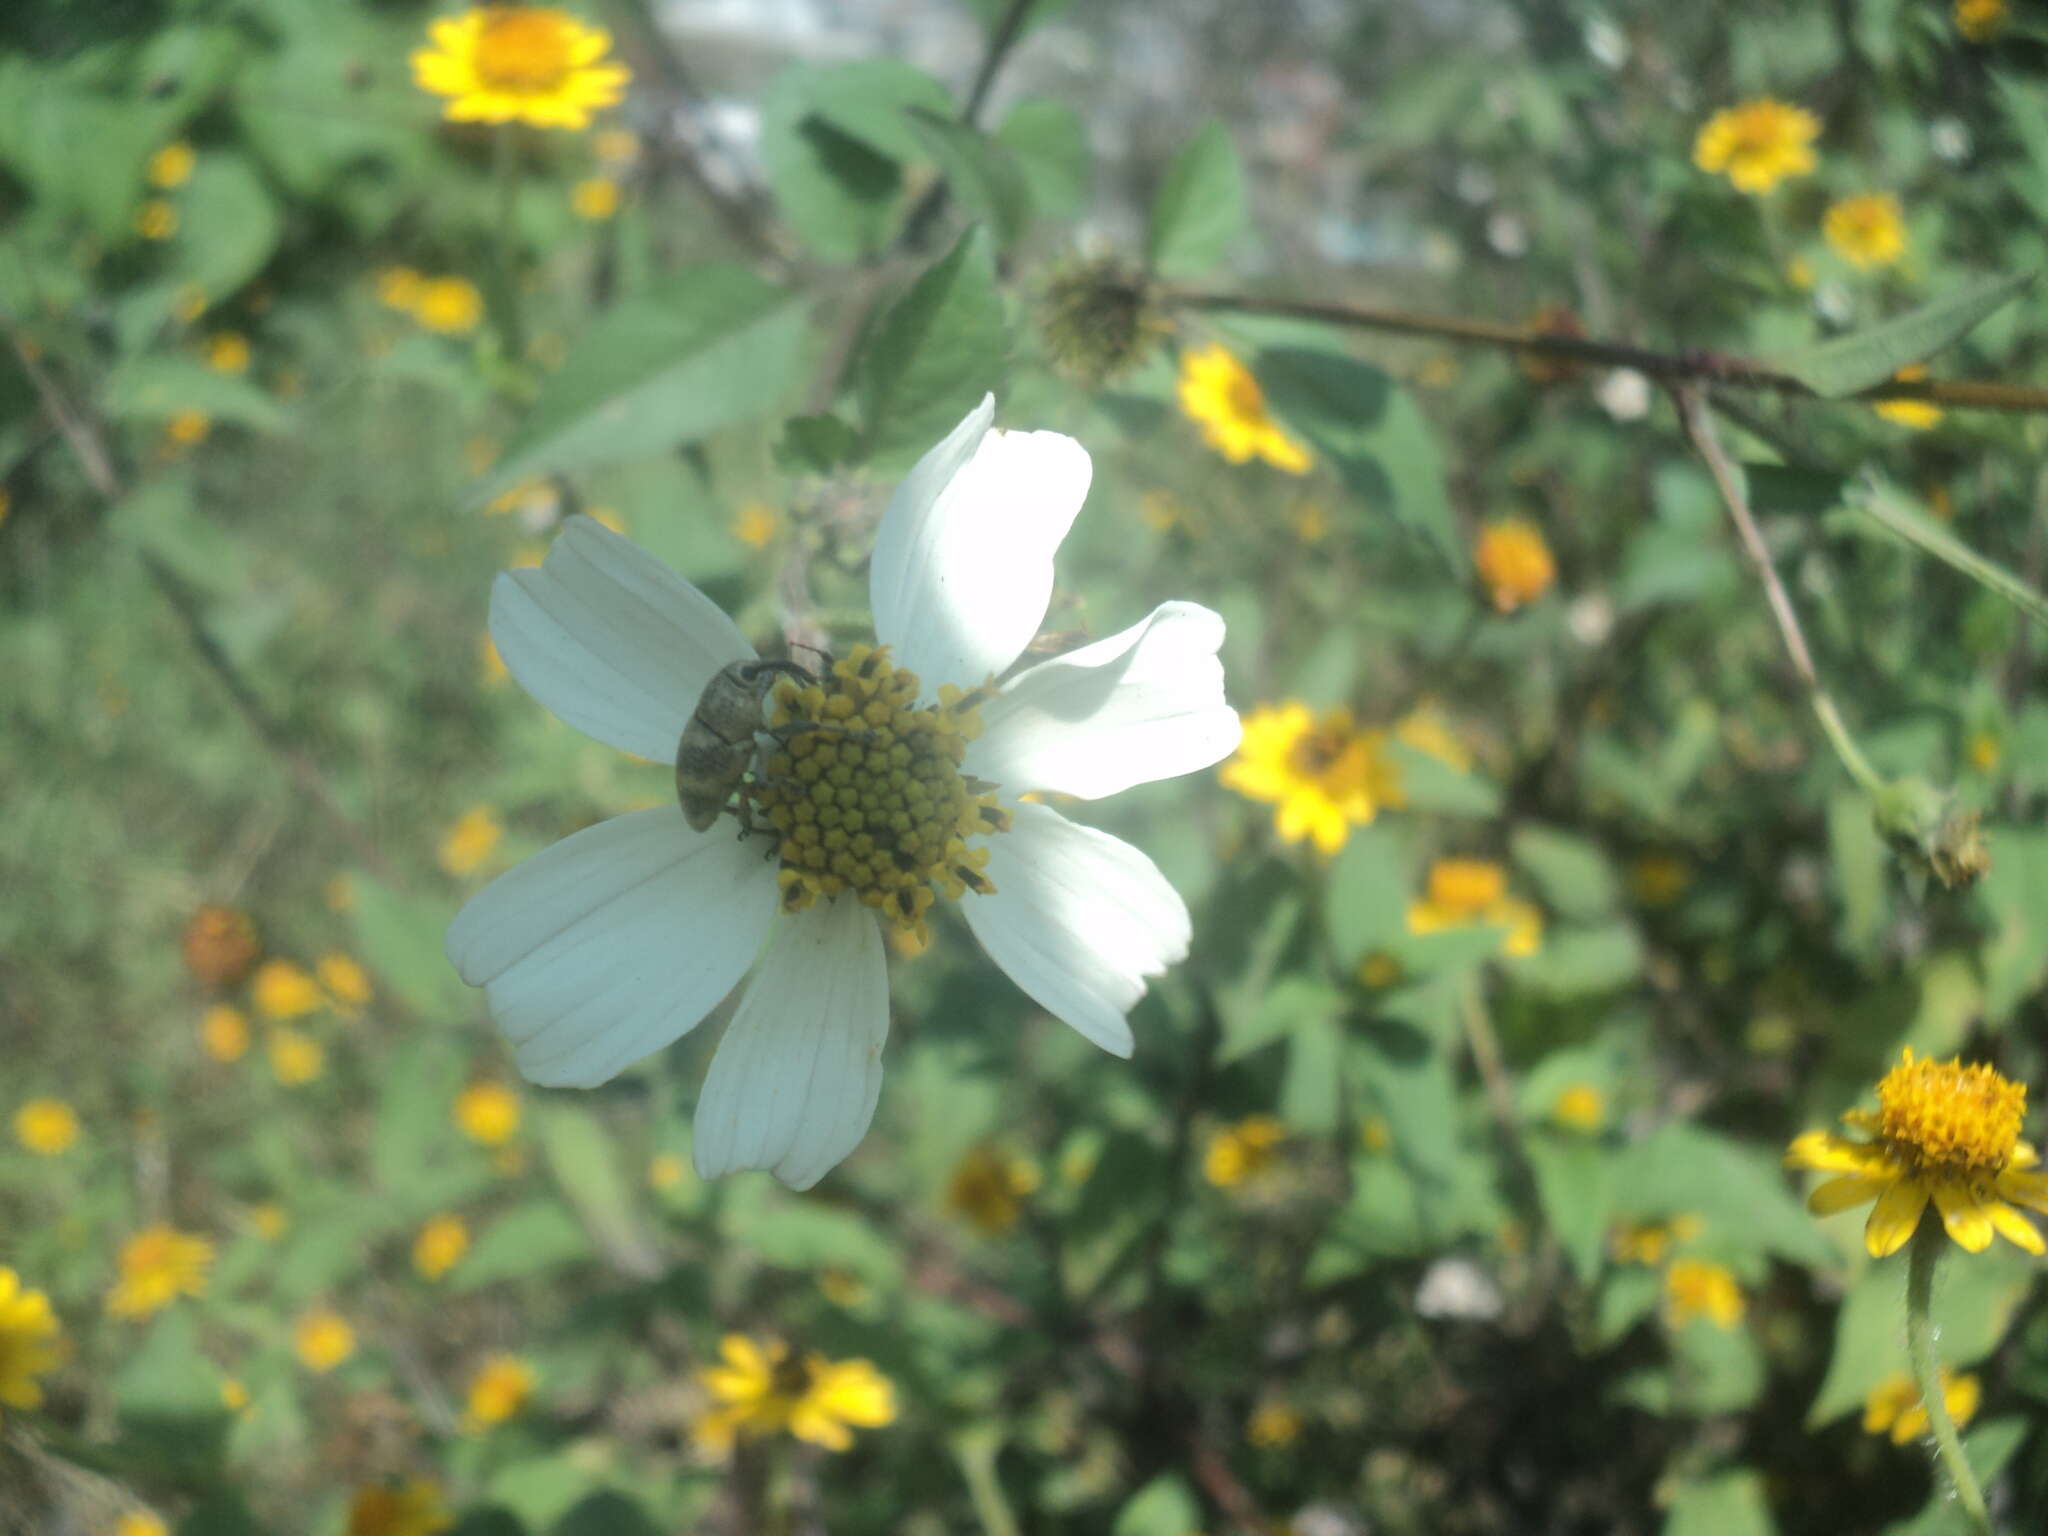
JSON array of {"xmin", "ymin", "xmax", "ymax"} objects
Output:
[{"xmin": 675, "ymin": 660, "xmax": 814, "ymax": 832}]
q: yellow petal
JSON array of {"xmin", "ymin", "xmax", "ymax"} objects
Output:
[
  {"xmin": 1865, "ymin": 1177, "xmax": 1930, "ymax": 1258},
  {"xmin": 1806, "ymin": 1173, "xmax": 1889, "ymax": 1215},
  {"xmin": 1931, "ymin": 1180, "xmax": 1995, "ymax": 1253},
  {"xmin": 1995, "ymin": 1167, "xmax": 2048, "ymax": 1215},
  {"xmin": 1785, "ymin": 1131, "xmax": 1893, "ymax": 1177},
  {"xmin": 1984, "ymin": 1198, "xmax": 2045, "ymax": 1255}
]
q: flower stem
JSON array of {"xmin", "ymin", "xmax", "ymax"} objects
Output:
[
  {"xmin": 491, "ymin": 123, "xmax": 526, "ymax": 360},
  {"xmin": 1905, "ymin": 1218, "xmax": 1993, "ymax": 1534}
]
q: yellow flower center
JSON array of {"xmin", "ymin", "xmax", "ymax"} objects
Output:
[
  {"xmin": 1875, "ymin": 1050, "xmax": 2024, "ymax": 1173},
  {"xmin": 754, "ymin": 646, "xmax": 1009, "ymax": 940},
  {"xmin": 473, "ymin": 8, "xmax": 576, "ymax": 91},
  {"xmin": 1287, "ymin": 723, "xmax": 1354, "ymax": 777}
]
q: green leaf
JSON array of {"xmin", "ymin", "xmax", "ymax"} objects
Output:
[
  {"xmin": 485, "ymin": 266, "xmax": 809, "ymax": 494},
  {"xmin": 1511, "ymin": 825, "xmax": 1619, "ymax": 919},
  {"xmin": 108, "ymin": 472, "xmax": 247, "ymax": 593},
  {"xmin": 102, "ymin": 357, "xmax": 292, "ymax": 435},
  {"xmin": 172, "ymin": 153, "xmax": 282, "ymax": 301},
  {"xmin": 1615, "ymin": 1122, "xmax": 1836, "ymax": 1270},
  {"xmin": 1981, "ymin": 829, "xmax": 2048, "ymax": 1026},
  {"xmin": 455, "ymin": 1202, "xmax": 591, "ymax": 1291},
  {"xmin": 1883, "ymin": 1418, "xmax": 2029, "ymax": 1535},
  {"xmin": 903, "ymin": 108, "xmax": 1031, "ymax": 247},
  {"xmin": 348, "ymin": 874, "xmax": 471, "ymax": 1023},
  {"xmin": 1146, "ymin": 119, "xmax": 1246, "ymax": 279},
  {"xmin": 1525, "ymin": 1131, "xmax": 1614, "ymax": 1282},
  {"xmin": 1805, "ymin": 1245, "xmax": 2034, "ymax": 1426},
  {"xmin": 1767, "ymin": 273, "xmax": 2033, "ymax": 397},
  {"xmin": 1663, "ymin": 1470, "xmax": 1776, "ymax": 1536},
  {"xmin": 1512, "ymin": 923, "xmax": 1642, "ymax": 1000},
  {"xmin": 856, "ymin": 225, "xmax": 1007, "ymax": 464},
  {"xmin": 1827, "ymin": 792, "xmax": 1887, "ymax": 961},
  {"xmin": 552, "ymin": 1493, "xmax": 659, "ymax": 1536},
  {"xmin": 1254, "ymin": 347, "xmax": 1462, "ymax": 570},
  {"xmin": 994, "ymin": 98, "xmax": 1089, "ymax": 219},
  {"xmin": 1113, "ymin": 1474, "xmax": 1201, "ymax": 1536},
  {"xmin": 1388, "ymin": 741, "xmax": 1501, "ymax": 816},
  {"xmin": 719, "ymin": 1185, "xmax": 906, "ymax": 1288},
  {"xmin": 1279, "ymin": 1008, "xmax": 1344, "ymax": 1132},
  {"xmin": 371, "ymin": 1037, "xmax": 472, "ymax": 1205},
  {"xmin": 775, "ymin": 412, "xmax": 862, "ymax": 474},
  {"xmin": 1324, "ymin": 821, "xmax": 1414, "ymax": 965},
  {"xmin": 1849, "ymin": 478, "xmax": 2048, "ymax": 629},
  {"xmin": 535, "ymin": 1103, "xmax": 655, "ymax": 1277}
]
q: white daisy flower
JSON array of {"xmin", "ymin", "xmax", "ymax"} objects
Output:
[{"xmin": 446, "ymin": 396, "xmax": 1240, "ymax": 1189}]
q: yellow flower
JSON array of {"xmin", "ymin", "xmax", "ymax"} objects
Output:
[
  {"xmin": 377, "ymin": 267, "xmax": 424, "ymax": 311},
  {"xmin": 694, "ymin": 1334, "xmax": 895, "ymax": 1454},
  {"xmin": 114, "ymin": 1514, "xmax": 169, "ymax": 1536},
  {"xmin": 463, "ymin": 1354, "xmax": 537, "ymax": 1430},
  {"xmin": 439, "ymin": 805, "xmax": 503, "ymax": 876},
  {"xmin": 1474, "ymin": 518, "xmax": 1556, "ymax": 612},
  {"xmin": 13, "ymin": 1099, "xmax": 79, "ymax": 1156},
  {"xmin": 1176, "ymin": 344, "xmax": 1312, "ymax": 474},
  {"xmin": 220, "ymin": 1376, "xmax": 250, "ymax": 1413},
  {"xmin": 1203, "ymin": 1115, "xmax": 1286, "ymax": 1188},
  {"xmin": 1967, "ymin": 732, "xmax": 2001, "ymax": 774},
  {"xmin": 1663, "ymin": 1257, "xmax": 1745, "ymax": 1330},
  {"xmin": 195, "ymin": 1004, "xmax": 249, "ymax": 1063},
  {"xmin": 345, "ymin": 1480, "xmax": 454, "ymax": 1536},
  {"xmin": 293, "ymin": 1307, "xmax": 356, "ymax": 1373},
  {"xmin": 1221, "ymin": 702, "xmax": 1400, "ymax": 855},
  {"xmin": 0, "ymin": 1268, "xmax": 62, "ymax": 1422},
  {"xmin": 108, "ymin": 1227, "xmax": 213, "ymax": 1318},
  {"xmin": 249, "ymin": 1203, "xmax": 289, "ymax": 1241},
  {"xmin": 572, "ymin": 177, "xmax": 621, "ymax": 220},
  {"xmin": 1874, "ymin": 364, "xmax": 1943, "ymax": 430},
  {"xmin": 1393, "ymin": 703, "xmax": 1472, "ymax": 773},
  {"xmin": 412, "ymin": 6, "xmax": 631, "ymax": 130},
  {"xmin": 1692, "ymin": 99, "xmax": 1821, "ymax": 194},
  {"xmin": 1956, "ymin": 0, "xmax": 2007, "ymax": 42},
  {"xmin": 134, "ymin": 199, "xmax": 179, "ymax": 240},
  {"xmin": 1406, "ymin": 859, "xmax": 1543, "ymax": 957},
  {"xmin": 454, "ymin": 1080, "xmax": 521, "ymax": 1146},
  {"xmin": 1863, "ymin": 1368, "xmax": 1980, "ymax": 1444},
  {"xmin": 1246, "ymin": 1399, "xmax": 1302, "ymax": 1449},
  {"xmin": 268, "ymin": 1027, "xmax": 325, "ymax": 1086},
  {"xmin": 1629, "ymin": 854, "xmax": 1690, "ymax": 909},
  {"xmin": 1824, "ymin": 194, "xmax": 1907, "ymax": 271},
  {"xmin": 164, "ymin": 408, "xmax": 210, "ymax": 448},
  {"xmin": 250, "ymin": 957, "xmax": 318, "ymax": 1020},
  {"xmin": 413, "ymin": 1214, "xmax": 470, "ymax": 1281},
  {"xmin": 730, "ymin": 501, "xmax": 781, "ymax": 549},
  {"xmin": 1786, "ymin": 1048, "xmax": 2048, "ymax": 1257},
  {"xmin": 943, "ymin": 1145, "xmax": 1041, "ymax": 1235},
  {"xmin": 146, "ymin": 142, "xmax": 195, "ymax": 189},
  {"xmin": 205, "ymin": 332, "xmax": 251, "ymax": 375},
  {"xmin": 318, "ymin": 952, "xmax": 373, "ymax": 1013},
  {"xmin": 413, "ymin": 276, "xmax": 484, "ymax": 336},
  {"xmin": 1551, "ymin": 1083, "xmax": 1605, "ymax": 1134}
]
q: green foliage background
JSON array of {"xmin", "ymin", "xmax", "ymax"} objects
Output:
[{"xmin": 5, "ymin": 0, "xmax": 2048, "ymax": 1532}]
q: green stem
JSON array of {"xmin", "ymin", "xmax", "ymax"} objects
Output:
[
  {"xmin": 1905, "ymin": 1218, "xmax": 1993, "ymax": 1534},
  {"xmin": 492, "ymin": 123, "xmax": 526, "ymax": 359},
  {"xmin": 1814, "ymin": 693, "xmax": 1886, "ymax": 798}
]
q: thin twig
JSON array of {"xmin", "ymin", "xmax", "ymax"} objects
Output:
[
  {"xmin": 1675, "ymin": 387, "xmax": 1886, "ymax": 795},
  {"xmin": 896, "ymin": 0, "xmax": 1039, "ymax": 251},
  {"xmin": 1173, "ymin": 290, "xmax": 2048, "ymax": 415}
]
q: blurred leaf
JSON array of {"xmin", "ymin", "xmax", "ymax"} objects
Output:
[
  {"xmin": 1525, "ymin": 1131, "xmax": 1613, "ymax": 1283},
  {"xmin": 1672, "ymin": 1317, "xmax": 1767, "ymax": 1414},
  {"xmin": 1146, "ymin": 119, "xmax": 1245, "ymax": 279},
  {"xmin": 536, "ymin": 1103, "xmax": 657, "ymax": 1278},
  {"xmin": 1979, "ymin": 829, "xmax": 2048, "ymax": 1027},
  {"xmin": 720, "ymin": 1187, "xmax": 906, "ymax": 1289},
  {"xmin": 456, "ymin": 1201, "xmax": 590, "ymax": 1291},
  {"xmin": 172, "ymin": 153, "xmax": 281, "ymax": 300},
  {"xmin": 487, "ymin": 266, "xmax": 808, "ymax": 493},
  {"xmin": 761, "ymin": 60, "xmax": 953, "ymax": 260},
  {"xmin": 115, "ymin": 1308, "xmax": 230, "ymax": 1476},
  {"xmin": 1993, "ymin": 75, "xmax": 2048, "ymax": 225},
  {"xmin": 776, "ymin": 411, "xmax": 862, "ymax": 474},
  {"xmin": 175, "ymin": 1492, "xmax": 266, "ymax": 1536},
  {"xmin": 1849, "ymin": 477, "xmax": 2048, "ymax": 629},
  {"xmin": 348, "ymin": 874, "xmax": 471, "ymax": 1022},
  {"xmin": 1325, "ymin": 821, "xmax": 1414, "ymax": 965},
  {"xmin": 1222, "ymin": 971, "xmax": 1334, "ymax": 1064},
  {"xmin": 1279, "ymin": 1008, "xmax": 1343, "ymax": 1132},
  {"xmin": 1882, "ymin": 1418, "xmax": 2028, "ymax": 1535},
  {"xmin": 1388, "ymin": 741, "xmax": 1500, "ymax": 816},
  {"xmin": 1595, "ymin": 1266, "xmax": 1660, "ymax": 1345},
  {"xmin": 449, "ymin": 1512, "xmax": 528, "ymax": 1536},
  {"xmin": 857, "ymin": 225, "xmax": 1007, "ymax": 464},
  {"xmin": 1511, "ymin": 825, "xmax": 1618, "ymax": 919},
  {"xmin": 1662, "ymin": 1469, "xmax": 1775, "ymax": 1536},
  {"xmin": 1256, "ymin": 348, "xmax": 1461, "ymax": 570},
  {"xmin": 103, "ymin": 357, "xmax": 292, "ymax": 434},
  {"xmin": 552, "ymin": 1492, "xmax": 659, "ymax": 1536},
  {"xmin": 1113, "ymin": 1473, "xmax": 1201, "ymax": 1536},
  {"xmin": 109, "ymin": 472, "xmax": 247, "ymax": 593},
  {"xmin": 1512, "ymin": 923, "xmax": 1642, "ymax": 1000},
  {"xmin": 372, "ymin": 1036, "xmax": 467, "ymax": 1199},
  {"xmin": 1805, "ymin": 1244, "xmax": 2033, "ymax": 1426},
  {"xmin": 1767, "ymin": 273, "xmax": 2032, "ymax": 397},
  {"xmin": 904, "ymin": 108, "xmax": 1031, "ymax": 247},
  {"xmin": 0, "ymin": 56, "xmax": 178, "ymax": 240},
  {"xmin": 489, "ymin": 1455, "xmax": 600, "ymax": 1531},
  {"xmin": 1615, "ymin": 1122, "xmax": 1836, "ymax": 1269},
  {"xmin": 994, "ymin": 98, "xmax": 1089, "ymax": 220}
]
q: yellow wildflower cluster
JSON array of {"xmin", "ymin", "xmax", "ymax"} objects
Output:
[
  {"xmin": 1221, "ymin": 702, "xmax": 1401, "ymax": 855},
  {"xmin": 412, "ymin": 6, "xmax": 630, "ymax": 131},
  {"xmin": 1824, "ymin": 193, "xmax": 1907, "ymax": 271},
  {"xmin": 13, "ymin": 1099, "xmax": 79, "ymax": 1156},
  {"xmin": 1863, "ymin": 1368, "xmax": 1980, "ymax": 1444},
  {"xmin": 1204, "ymin": 1115, "xmax": 1287, "ymax": 1188},
  {"xmin": 1474, "ymin": 518, "xmax": 1556, "ymax": 613},
  {"xmin": 455, "ymin": 1080, "xmax": 522, "ymax": 1146},
  {"xmin": 1406, "ymin": 858, "xmax": 1542, "ymax": 957},
  {"xmin": 464, "ymin": 1355, "xmax": 537, "ymax": 1430},
  {"xmin": 108, "ymin": 1227, "xmax": 214, "ymax": 1319},
  {"xmin": 1662, "ymin": 1257, "xmax": 1745, "ymax": 1330},
  {"xmin": 1692, "ymin": 99, "xmax": 1820, "ymax": 194},
  {"xmin": 695, "ymin": 1334, "xmax": 895, "ymax": 1453},
  {"xmin": 377, "ymin": 269, "xmax": 486, "ymax": 336},
  {"xmin": 1175, "ymin": 344, "xmax": 1313, "ymax": 473},
  {"xmin": 943, "ymin": 1145, "xmax": 1041, "ymax": 1235},
  {"xmin": 439, "ymin": 805, "xmax": 504, "ymax": 876},
  {"xmin": 0, "ymin": 1268, "xmax": 62, "ymax": 1424}
]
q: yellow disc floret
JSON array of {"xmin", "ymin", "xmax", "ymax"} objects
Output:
[
  {"xmin": 1871, "ymin": 1049, "xmax": 2025, "ymax": 1174},
  {"xmin": 754, "ymin": 646, "xmax": 1009, "ymax": 946}
]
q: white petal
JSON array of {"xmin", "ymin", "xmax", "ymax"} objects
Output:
[
  {"xmin": 446, "ymin": 807, "xmax": 780, "ymax": 1088},
  {"xmin": 961, "ymin": 801, "xmax": 1190, "ymax": 1057},
  {"xmin": 692, "ymin": 895, "xmax": 889, "ymax": 1190},
  {"xmin": 968, "ymin": 602, "xmax": 1241, "ymax": 799},
  {"xmin": 490, "ymin": 515, "xmax": 756, "ymax": 762},
  {"xmin": 868, "ymin": 395, "xmax": 1093, "ymax": 692}
]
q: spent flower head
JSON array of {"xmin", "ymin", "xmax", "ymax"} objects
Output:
[
  {"xmin": 446, "ymin": 397, "xmax": 1237, "ymax": 1188},
  {"xmin": 1787, "ymin": 1048, "xmax": 2048, "ymax": 1257}
]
